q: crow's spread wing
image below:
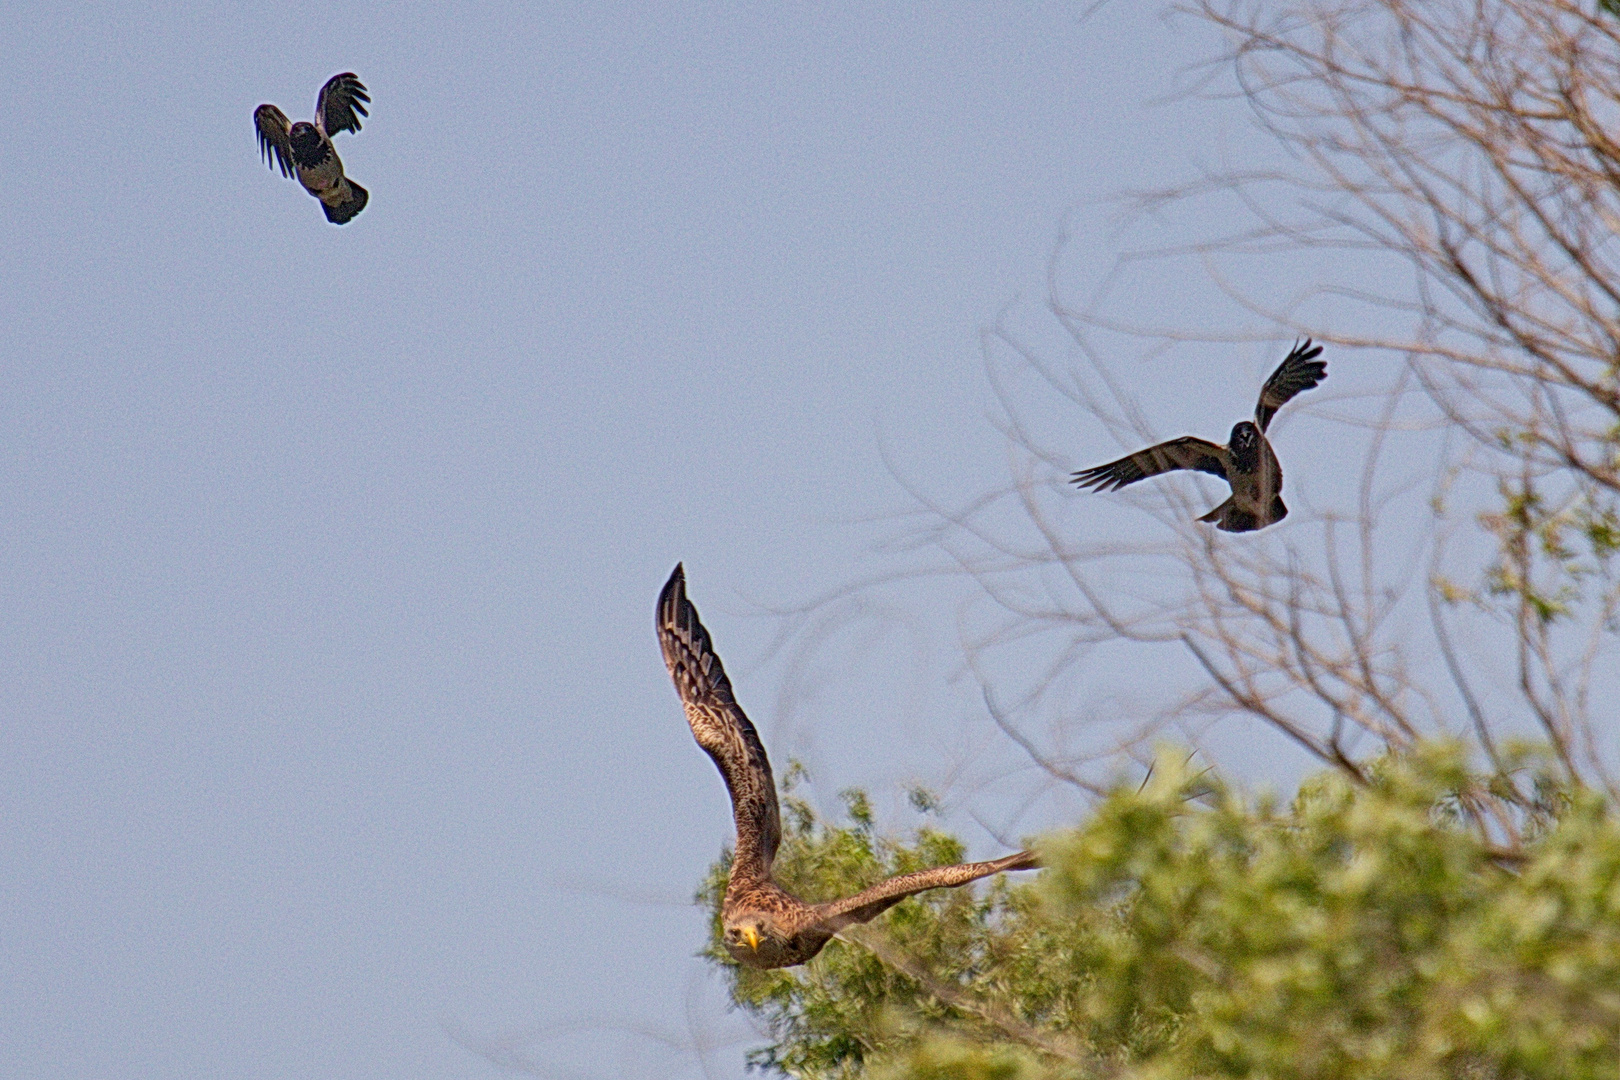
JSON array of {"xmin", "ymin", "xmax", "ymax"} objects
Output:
[
  {"xmin": 315, "ymin": 72, "xmax": 370, "ymax": 138},
  {"xmin": 1255, "ymin": 339, "xmax": 1326, "ymax": 432},
  {"xmin": 657, "ymin": 565, "xmax": 781, "ymax": 881},
  {"xmin": 1071, "ymin": 436, "xmax": 1230, "ymax": 491},
  {"xmin": 254, "ymin": 104, "xmax": 295, "ymax": 178}
]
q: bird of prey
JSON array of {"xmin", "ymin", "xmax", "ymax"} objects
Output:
[
  {"xmin": 254, "ymin": 73, "xmax": 371, "ymax": 224},
  {"xmin": 657, "ymin": 564, "xmax": 1038, "ymax": 970},
  {"xmin": 1071, "ymin": 340, "xmax": 1327, "ymax": 532}
]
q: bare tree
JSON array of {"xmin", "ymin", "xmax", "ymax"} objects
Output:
[
  {"xmin": 844, "ymin": 0, "xmax": 1620, "ymax": 848},
  {"xmin": 685, "ymin": 8, "xmax": 1620, "ymax": 1071},
  {"xmin": 1193, "ymin": 0, "xmax": 1620, "ymax": 787}
]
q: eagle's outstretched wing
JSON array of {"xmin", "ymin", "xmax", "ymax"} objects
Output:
[
  {"xmin": 1071, "ymin": 436, "xmax": 1230, "ymax": 491},
  {"xmin": 1254, "ymin": 339, "xmax": 1326, "ymax": 432},
  {"xmin": 817, "ymin": 849, "xmax": 1039, "ymax": 930},
  {"xmin": 657, "ymin": 564, "xmax": 781, "ymax": 882},
  {"xmin": 316, "ymin": 72, "xmax": 370, "ymax": 138},
  {"xmin": 254, "ymin": 104, "xmax": 295, "ymax": 178}
]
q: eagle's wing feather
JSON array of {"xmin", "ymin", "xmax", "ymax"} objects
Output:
[
  {"xmin": 316, "ymin": 72, "xmax": 370, "ymax": 138},
  {"xmin": 817, "ymin": 850, "xmax": 1039, "ymax": 930},
  {"xmin": 1071, "ymin": 436, "xmax": 1230, "ymax": 491},
  {"xmin": 657, "ymin": 565, "xmax": 781, "ymax": 881},
  {"xmin": 1255, "ymin": 339, "xmax": 1326, "ymax": 432},
  {"xmin": 254, "ymin": 104, "xmax": 295, "ymax": 178}
]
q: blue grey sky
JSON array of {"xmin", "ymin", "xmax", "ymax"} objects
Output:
[{"xmin": 0, "ymin": 3, "xmax": 1340, "ymax": 1077}]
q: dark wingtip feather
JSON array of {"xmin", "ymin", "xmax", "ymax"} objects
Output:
[
  {"xmin": 656, "ymin": 563, "xmax": 736, "ymax": 708},
  {"xmin": 254, "ymin": 104, "xmax": 295, "ymax": 178},
  {"xmin": 1255, "ymin": 340, "xmax": 1328, "ymax": 430},
  {"xmin": 659, "ymin": 563, "xmax": 686, "ymax": 617},
  {"xmin": 1000, "ymin": 850, "xmax": 1041, "ymax": 872},
  {"xmin": 1282, "ymin": 339, "xmax": 1328, "ymax": 383},
  {"xmin": 1071, "ymin": 465, "xmax": 1123, "ymax": 492},
  {"xmin": 336, "ymin": 72, "xmax": 371, "ymax": 103},
  {"xmin": 319, "ymin": 73, "xmax": 371, "ymax": 135}
]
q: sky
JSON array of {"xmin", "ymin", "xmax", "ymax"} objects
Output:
[{"xmin": 0, "ymin": 3, "xmax": 1351, "ymax": 1077}]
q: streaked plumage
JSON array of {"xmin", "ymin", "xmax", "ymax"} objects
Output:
[
  {"xmin": 657, "ymin": 564, "xmax": 1038, "ymax": 969},
  {"xmin": 1072, "ymin": 340, "xmax": 1327, "ymax": 532},
  {"xmin": 254, "ymin": 73, "xmax": 371, "ymax": 224}
]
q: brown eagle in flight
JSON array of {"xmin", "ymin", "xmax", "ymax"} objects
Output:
[
  {"xmin": 255, "ymin": 73, "xmax": 371, "ymax": 224},
  {"xmin": 1071, "ymin": 340, "xmax": 1327, "ymax": 532},
  {"xmin": 657, "ymin": 564, "xmax": 1037, "ymax": 969}
]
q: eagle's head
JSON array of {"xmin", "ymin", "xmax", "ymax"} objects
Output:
[
  {"xmin": 722, "ymin": 911, "xmax": 829, "ymax": 969},
  {"xmin": 288, "ymin": 122, "xmax": 330, "ymax": 168},
  {"xmin": 1229, "ymin": 421, "xmax": 1262, "ymax": 472},
  {"xmin": 723, "ymin": 912, "xmax": 788, "ymax": 966}
]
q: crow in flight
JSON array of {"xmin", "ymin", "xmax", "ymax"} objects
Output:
[
  {"xmin": 255, "ymin": 73, "xmax": 371, "ymax": 224},
  {"xmin": 1071, "ymin": 341, "xmax": 1326, "ymax": 532}
]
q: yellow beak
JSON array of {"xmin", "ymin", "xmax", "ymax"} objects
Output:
[{"xmin": 742, "ymin": 926, "xmax": 760, "ymax": 950}]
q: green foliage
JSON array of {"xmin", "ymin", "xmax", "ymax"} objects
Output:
[
  {"xmin": 702, "ymin": 745, "xmax": 1620, "ymax": 1079},
  {"xmin": 697, "ymin": 785, "xmax": 1054, "ymax": 1077},
  {"xmin": 865, "ymin": 1039, "xmax": 1049, "ymax": 1080},
  {"xmin": 1475, "ymin": 478, "xmax": 1620, "ymax": 627},
  {"xmin": 1043, "ymin": 745, "xmax": 1620, "ymax": 1079}
]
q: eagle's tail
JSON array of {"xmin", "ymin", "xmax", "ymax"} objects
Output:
[{"xmin": 322, "ymin": 180, "xmax": 368, "ymax": 224}]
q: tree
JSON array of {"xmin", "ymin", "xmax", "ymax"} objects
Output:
[
  {"xmin": 1169, "ymin": 0, "xmax": 1620, "ymax": 795},
  {"xmin": 705, "ymin": 747, "xmax": 1620, "ymax": 1079},
  {"xmin": 944, "ymin": 0, "xmax": 1620, "ymax": 811},
  {"xmin": 702, "ymin": 0, "xmax": 1620, "ymax": 1075}
]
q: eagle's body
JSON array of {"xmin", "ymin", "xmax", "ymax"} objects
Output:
[
  {"xmin": 255, "ymin": 74, "xmax": 370, "ymax": 224},
  {"xmin": 1072, "ymin": 341, "xmax": 1326, "ymax": 532},
  {"xmin": 657, "ymin": 565, "xmax": 1037, "ymax": 969}
]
